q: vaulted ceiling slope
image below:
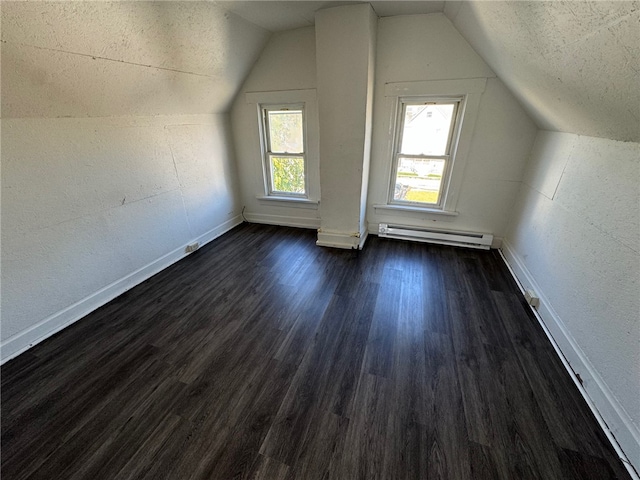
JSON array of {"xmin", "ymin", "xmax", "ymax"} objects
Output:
[
  {"xmin": 213, "ymin": 1, "xmax": 445, "ymax": 31},
  {"xmin": 219, "ymin": 0, "xmax": 639, "ymax": 143},
  {"xmin": 444, "ymin": 1, "xmax": 640, "ymax": 143},
  {"xmin": 2, "ymin": 1, "xmax": 637, "ymax": 143},
  {"xmin": 1, "ymin": 2, "xmax": 270, "ymax": 117}
]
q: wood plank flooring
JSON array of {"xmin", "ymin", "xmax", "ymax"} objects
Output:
[{"xmin": 1, "ymin": 223, "xmax": 631, "ymax": 479}]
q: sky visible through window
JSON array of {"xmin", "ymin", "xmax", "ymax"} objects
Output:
[{"xmin": 268, "ymin": 110, "xmax": 303, "ymax": 153}]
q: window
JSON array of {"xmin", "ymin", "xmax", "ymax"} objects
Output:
[
  {"xmin": 247, "ymin": 89, "xmax": 319, "ymax": 206},
  {"xmin": 374, "ymin": 78, "xmax": 485, "ymax": 216},
  {"xmin": 261, "ymin": 104, "xmax": 307, "ymax": 197},
  {"xmin": 390, "ymin": 97, "xmax": 462, "ymax": 208}
]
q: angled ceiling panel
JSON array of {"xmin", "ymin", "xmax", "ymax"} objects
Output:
[
  {"xmin": 1, "ymin": 2, "xmax": 270, "ymax": 117},
  {"xmin": 445, "ymin": 1, "xmax": 640, "ymax": 142}
]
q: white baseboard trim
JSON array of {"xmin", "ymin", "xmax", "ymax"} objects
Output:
[
  {"xmin": 0, "ymin": 215, "xmax": 243, "ymax": 365},
  {"xmin": 316, "ymin": 229, "xmax": 367, "ymax": 250},
  {"xmin": 358, "ymin": 228, "xmax": 369, "ymax": 250},
  {"xmin": 500, "ymin": 240, "xmax": 640, "ymax": 478},
  {"xmin": 244, "ymin": 212, "xmax": 320, "ymax": 229}
]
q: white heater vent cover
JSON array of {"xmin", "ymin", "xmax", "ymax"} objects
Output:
[{"xmin": 378, "ymin": 224, "xmax": 493, "ymax": 250}]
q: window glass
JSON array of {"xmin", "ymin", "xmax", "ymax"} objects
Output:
[
  {"xmin": 399, "ymin": 104, "xmax": 455, "ymax": 156},
  {"xmin": 393, "ymin": 157, "xmax": 445, "ymax": 204},
  {"xmin": 267, "ymin": 110, "xmax": 303, "ymax": 153},
  {"xmin": 391, "ymin": 99, "xmax": 460, "ymax": 207},
  {"xmin": 262, "ymin": 106, "xmax": 306, "ymax": 196},
  {"xmin": 270, "ymin": 156, "xmax": 305, "ymax": 194}
]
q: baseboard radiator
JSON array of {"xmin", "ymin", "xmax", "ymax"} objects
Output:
[{"xmin": 378, "ymin": 224, "xmax": 493, "ymax": 250}]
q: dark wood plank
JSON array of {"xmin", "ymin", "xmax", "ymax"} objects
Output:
[
  {"xmin": 245, "ymin": 454, "xmax": 290, "ymax": 480},
  {"xmin": 469, "ymin": 441, "xmax": 502, "ymax": 480},
  {"xmin": 338, "ymin": 373, "xmax": 390, "ymax": 480},
  {"xmin": 362, "ymin": 267, "xmax": 401, "ymax": 378},
  {"xmin": 2, "ymin": 224, "xmax": 631, "ymax": 480}
]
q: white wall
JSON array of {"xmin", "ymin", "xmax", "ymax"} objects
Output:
[
  {"xmin": 503, "ymin": 131, "xmax": 640, "ymax": 465},
  {"xmin": 230, "ymin": 27, "xmax": 321, "ymax": 229},
  {"xmin": 360, "ymin": 8, "xmax": 377, "ymax": 240},
  {"xmin": 1, "ymin": 115, "xmax": 243, "ymax": 360},
  {"xmin": 367, "ymin": 14, "xmax": 538, "ymax": 241},
  {"xmin": 316, "ymin": 4, "xmax": 377, "ymax": 249},
  {"xmin": 1, "ymin": 3, "xmax": 269, "ymax": 361}
]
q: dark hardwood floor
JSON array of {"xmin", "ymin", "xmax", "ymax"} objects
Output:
[{"xmin": 1, "ymin": 223, "xmax": 630, "ymax": 479}]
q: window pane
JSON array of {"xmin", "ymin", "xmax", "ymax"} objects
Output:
[
  {"xmin": 268, "ymin": 110, "xmax": 303, "ymax": 153},
  {"xmin": 393, "ymin": 157, "xmax": 445, "ymax": 205},
  {"xmin": 400, "ymin": 104, "xmax": 455, "ymax": 156},
  {"xmin": 270, "ymin": 156, "xmax": 305, "ymax": 194}
]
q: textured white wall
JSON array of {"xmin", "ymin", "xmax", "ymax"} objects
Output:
[
  {"xmin": 1, "ymin": 115, "xmax": 241, "ymax": 345},
  {"xmin": 367, "ymin": 14, "xmax": 538, "ymax": 239},
  {"xmin": 505, "ymin": 131, "xmax": 640, "ymax": 461},
  {"xmin": 230, "ymin": 27, "xmax": 321, "ymax": 229},
  {"xmin": 316, "ymin": 4, "xmax": 377, "ymax": 248},
  {"xmin": 237, "ymin": 27, "xmax": 317, "ymax": 94},
  {"xmin": 360, "ymin": 10, "xmax": 377, "ymax": 239},
  {"xmin": 0, "ymin": 2, "xmax": 269, "ymax": 360}
]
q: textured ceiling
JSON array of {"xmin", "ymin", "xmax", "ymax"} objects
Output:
[
  {"xmin": 215, "ymin": 0, "xmax": 639, "ymax": 142},
  {"xmin": 1, "ymin": 2, "xmax": 270, "ymax": 117},
  {"xmin": 445, "ymin": 1, "xmax": 640, "ymax": 142},
  {"xmin": 214, "ymin": 1, "xmax": 445, "ymax": 31},
  {"xmin": 2, "ymin": 1, "xmax": 638, "ymax": 142}
]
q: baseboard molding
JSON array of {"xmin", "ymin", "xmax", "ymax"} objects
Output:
[
  {"xmin": 244, "ymin": 212, "xmax": 320, "ymax": 229},
  {"xmin": 500, "ymin": 240, "xmax": 640, "ymax": 478},
  {"xmin": 316, "ymin": 229, "xmax": 368, "ymax": 250},
  {"xmin": 0, "ymin": 215, "xmax": 243, "ymax": 365},
  {"xmin": 358, "ymin": 228, "xmax": 369, "ymax": 250}
]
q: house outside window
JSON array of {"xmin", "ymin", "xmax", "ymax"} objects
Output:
[
  {"xmin": 390, "ymin": 97, "xmax": 463, "ymax": 208},
  {"xmin": 375, "ymin": 78, "xmax": 486, "ymax": 216}
]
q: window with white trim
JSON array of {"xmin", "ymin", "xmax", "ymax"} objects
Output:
[
  {"xmin": 260, "ymin": 104, "xmax": 307, "ymax": 197},
  {"xmin": 390, "ymin": 97, "xmax": 463, "ymax": 208}
]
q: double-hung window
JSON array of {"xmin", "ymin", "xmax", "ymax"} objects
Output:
[
  {"xmin": 260, "ymin": 104, "xmax": 307, "ymax": 197},
  {"xmin": 390, "ymin": 97, "xmax": 462, "ymax": 208}
]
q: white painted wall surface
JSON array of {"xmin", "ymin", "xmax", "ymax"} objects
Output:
[
  {"xmin": 0, "ymin": 2, "xmax": 269, "ymax": 361},
  {"xmin": 367, "ymin": 14, "xmax": 538, "ymax": 240},
  {"xmin": 236, "ymin": 27, "xmax": 316, "ymax": 94},
  {"xmin": 504, "ymin": 131, "xmax": 640, "ymax": 465},
  {"xmin": 230, "ymin": 27, "xmax": 322, "ymax": 229},
  {"xmin": 360, "ymin": 7, "xmax": 378, "ymax": 241},
  {"xmin": 316, "ymin": 4, "xmax": 377, "ymax": 249},
  {"xmin": 1, "ymin": 115, "xmax": 242, "ymax": 359}
]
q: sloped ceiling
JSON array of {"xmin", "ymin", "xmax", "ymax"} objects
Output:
[
  {"xmin": 445, "ymin": 1, "xmax": 640, "ymax": 143},
  {"xmin": 220, "ymin": 0, "xmax": 639, "ymax": 143},
  {"xmin": 214, "ymin": 1, "xmax": 445, "ymax": 30},
  {"xmin": 1, "ymin": 2, "xmax": 270, "ymax": 117},
  {"xmin": 2, "ymin": 1, "xmax": 637, "ymax": 142}
]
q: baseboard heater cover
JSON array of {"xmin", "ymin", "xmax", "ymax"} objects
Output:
[{"xmin": 378, "ymin": 224, "xmax": 493, "ymax": 250}]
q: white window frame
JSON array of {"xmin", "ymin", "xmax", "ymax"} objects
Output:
[
  {"xmin": 375, "ymin": 78, "xmax": 486, "ymax": 216},
  {"xmin": 246, "ymin": 89, "xmax": 320, "ymax": 207},
  {"xmin": 389, "ymin": 96, "xmax": 464, "ymax": 209},
  {"xmin": 260, "ymin": 103, "xmax": 308, "ymax": 198}
]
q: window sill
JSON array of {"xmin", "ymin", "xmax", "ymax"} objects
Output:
[
  {"xmin": 373, "ymin": 204, "xmax": 459, "ymax": 216},
  {"xmin": 256, "ymin": 196, "xmax": 319, "ymax": 209}
]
